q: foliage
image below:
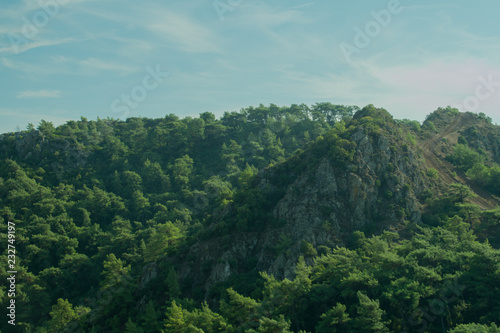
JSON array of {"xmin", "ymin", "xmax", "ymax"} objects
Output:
[
  {"xmin": 447, "ymin": 144, "xmax": 484, "ymax": 171},
  {"xmin": 0, "ymin": 104, "xmax": 499, "ymax": 332}
]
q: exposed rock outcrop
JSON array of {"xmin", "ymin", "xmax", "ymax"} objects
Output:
[{"xmin": 177, "ymin": 114, "xmax": 430, "ymax": 299}]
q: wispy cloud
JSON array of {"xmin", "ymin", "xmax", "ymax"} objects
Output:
[
  {"xmin": 72, "ymin": 4, "xmax": 220, "ymax": 54},
  {"xmin": 453, "ymin": 36, "xmax": 500, "ymax": 45},
  {"xmin": 1, "ymin": 54, "xmax": 135, "ymax": 78},
  {"xmin": 147, "ymin": 10, "xmax": 220, "ymax": 53},
  {"xmin": 1, "ymin": 57, "xmax": 62, "ymax": 77},
  {"xmin": 51, "ymin": 55, "xmax": 136, "ymax": 73},
  {"xmin": 0, "ymin": 38, "xmax": 75, "ymax": 55},
  {"xmin": 235, "ymin": 3, "xmax": 311, "ymax": 28},
  {"xmin": 17, "ymin": 90, "xmax": 62, "ymax": 98},
  {"xmin": 263, "ymin": 68, "xmax": 361, "ymax": 100},
  {"xmin": 290, "ymin": 2, "xmax": 316, "ymax": 10}
]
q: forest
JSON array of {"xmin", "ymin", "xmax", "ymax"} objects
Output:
[{"xmin": 0, "ymin": 103, "xmax": 499, "ymax": 332}]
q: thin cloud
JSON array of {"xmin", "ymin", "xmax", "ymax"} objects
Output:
[
  {"xmin": 235, "ymin": 3, "xmax": 311, "ymax": 27},
  {"xmin": 51, "ymin": 55, "xmax": 136, "ymax": 73},
  {"xmin": 147, "ymin": 10, "xmax": 220, "ymax": 53},
  {"xmin": 291, "ymin": 2, "xmax": 316, "ymax": 10},
  {"xmin": 453, "ymin": 36, "xmax": 500, "ymax": 45},
  {"xmin": 17, "ymin": 90, "xmax": 62, "ymax": 98},
  {"xmin": 0, "ymin": 38, "xmax": 75, "ymax": 55},
  {"xmin": 75, "ymin": 5, "xmax": 221, "ymax": 54},
  {"xmin": 1, "ymin": 57, "xmax": 65, "ymax": 77}
]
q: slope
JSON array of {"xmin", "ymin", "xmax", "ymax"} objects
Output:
[{"xmin": 419, "ymin": 112, "xmax": 500, "ymax": 209}]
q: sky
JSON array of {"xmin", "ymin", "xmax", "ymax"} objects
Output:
[{"xmin": 1, "ymin": 0, "xmax": 500, "ymax": 133}]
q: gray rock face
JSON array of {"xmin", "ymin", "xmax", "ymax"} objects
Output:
[
  {"xmin": 138, "ymin": 262, "xmax": 158, "ymax": 290},
  {"xmin": 178, "ymin": 126, "xmax": 429, "ymax": 297}
]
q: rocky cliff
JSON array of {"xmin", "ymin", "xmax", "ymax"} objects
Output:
[{"xmin": 177, "ymin": 107, "xmax": 433, "ymax": 299}]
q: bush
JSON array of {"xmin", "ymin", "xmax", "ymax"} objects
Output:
[
  {"xmin": 301, "ymin": 240, "xmax": 318, "ymax": 257},
  {"xmin": 424, "ymin": 120, "xmax": 436, "ymax": 131},
  {"xmin": 447, "ymin": 144, "xmax": 483, "ymax": 171},
  {"xmin": 427, "ymin": 168, "xmax": 439, "ymax": 179}
]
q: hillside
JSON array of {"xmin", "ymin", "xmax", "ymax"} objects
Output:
[
  {"xmin": 0, "ymin": 105, "xmax": 499, "ymax": 332},
  {"xmin": 419, "ymin": 111, "xmax": 500, "ymax": 209}
]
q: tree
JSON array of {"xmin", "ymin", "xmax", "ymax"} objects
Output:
[
  {"xmin": 122, "ymin": 171, "xmax": 143, "ymax": 198},
  {"xmin": 163, "ymin": 301, "xmax": 187, "ymax": 332},
  {"xmin": 166, "ymin": 267, "xmax": 181, "ymax": 299},
  {"xmin": 47, "ymin": 299, "xmax": 77, "ymax": 332},
  {"xmin": 448, "ymin": 183, "xmax": 477, "ymax": 203},
  {"xmin": 200, "ymin": 112, "xmax": 216, "ymax": 124},
  {"xmin": 254, "ymin": 315, "xmax": 292, "ymax": 333},
  {"xmin": 101, "ymin": 253, "xmax": 131, "ymax": 291},
  {"xmin": 238, "ymin": 163, "xmax": 258, "ymax": 189},
  {"xmin": 448, "ymin": 323, "xmax": 500, "ymax": 333},
  {"xmin": 124, "ymin": 318, "xmax": 144, "ymax": 333},
  {"xmin": 140, "ymin": 300, "xmax": 161, "ymax": 333},
  {"xmin": 447, "ymin": 144, "xmax": 483, "ymax": 171},
  {"xmin": 353, "ymin": 291, "xmax": 389, "ymax": 332},
  {"xmin": 130, "ymin": 190, "xmax": 151, "ymax": 220},
  {"xmin": 202, "ymin": 176, "xmax": 233, "ymax": 204},
  {"xmin": 171, "ymin": 155, "xmax": 193, "ymax": 189},
  {"xmin": 38, "ymin": 119, "xmax": 55, "ymax": 136},
  {"xmin": 220, "ymin": 287, "xmax": 260, "ymax": 330},
  {"xmin": 222, "ymin": 140, "xmax": 244, "ymax": 171},
  {"xmin": 142, "ymin": 159, "xmax": 170, "ymax": 193},
  {"xmin": 143, "ymin": 222, "xmax": 182, "ymax": 263},
  {"xmin": 316, "ymin": 303, "xmax": 351, "ymax": 333},
  {"xmin": 163, "ymin": 301, "xmax": 231, "ymax": 332}
]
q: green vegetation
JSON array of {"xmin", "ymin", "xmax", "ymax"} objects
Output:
[
  {"xmin": 0, "ymin": 104, "xmax": 499, "ymax": 332},
  {"xmin": 161, "ymin": 215, "xmax": 500, "ymax": 332},
  {"xmin": 446, "ymin": 142, "xmax": 500, "ymax": 196}
]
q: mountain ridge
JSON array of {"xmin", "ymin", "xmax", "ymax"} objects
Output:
[{"xmin": 1, "ymin": 104, "xmax": 499, "ymax": 332}]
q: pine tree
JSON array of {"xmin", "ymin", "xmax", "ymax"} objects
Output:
[{"xmin": 353, "ymin": 291, "xmax": 389, "ymax": 332}]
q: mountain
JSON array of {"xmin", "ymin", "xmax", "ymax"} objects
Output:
[{"xmin": 0, "ymin": 104, "xmax": 499, "ymax": 332}]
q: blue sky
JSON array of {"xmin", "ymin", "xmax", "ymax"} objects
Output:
[{"xmin": 1, "ymin": 0, "xmax": 500, "ymax": 133}]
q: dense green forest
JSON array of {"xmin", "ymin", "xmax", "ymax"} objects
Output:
[{"xmin": 1, "ymin": 104, "xmax": 499, "ymax": 332}]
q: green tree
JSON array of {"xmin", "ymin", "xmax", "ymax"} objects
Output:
[
  {"xmin": 140, "ymin": 301, "xmax": 161, "ymax": 333},
  {"xmin": 142, "ymin": 159, "xmax": 170, "ymax": 193},
  {"xmin": 447, "ymin": 144, "xmax": 483, "ymax": 171},
  {"xmin": 448, "ymin": 183, "xmax": 477, "ymax": 203},
  {"xmin": 448, "ymin": 323, "xmax": 500, "ymax": 333},
  {"xmin": 166, "ymin": 267, "xmax": 182, "ymax": 299},
  {"xmin": 124, "ymin": 318, "xmax": 144, "ymax": 333},
  {"xmin": 130, "ymin": 190, "xmax": 151, "ymax": 220},
  {"xmin": 220, "ymin": 287, "xmax": 260, "ymax": 330},
  {"xmin": 353, "ymin": 291, "xmax": 389, "ymax": 332},
  {"xmin": 238, "ymin": 163, "xmax": 258, "ymax": 189},
  {"xmin": 47, "ymin": 299, "xmax": 77, "ymax": 332},
  {"xmin": 171, "ymin": 155, "xmax": 193, "ymax": 189},
  {"xmin": 101, "ymin": 253, "xmax": 131, "ymax": 291},
  {"xmin": 316, "ymin": 303, "xmax": 351, "ymax": 333},
  {"xmin": 38, "ymin": 119, "xmax": 55, "ymax": 136},
  {"xmin": 122, "ymin": 171, "xmax": 143, "ymax": 198},
  {"xmin": 254, "ymin": 315, "xmax": 292, "ymax": 333},
  {"xmin": 163, "ymin": 301, "xmax": 231, "ymax": 332}
]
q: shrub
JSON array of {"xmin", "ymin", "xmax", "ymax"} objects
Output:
[
  {"xmin": 427, "ymin": 168, "xmax": 439, "ymax": 179},
  {"xmin": 447, "ymin": 144, "xmax": 483, "ymax": 171}
]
